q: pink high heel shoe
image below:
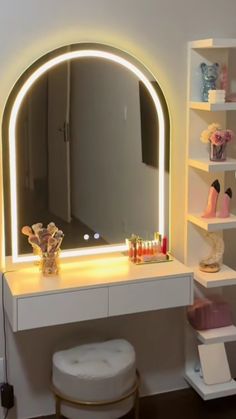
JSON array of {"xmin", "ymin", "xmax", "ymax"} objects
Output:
[
  {"xmin": 219, "ymin": 188, "xmax": 232, "ymax": 218},
  {"xmin": 202, "ymin": 179, "xmax": 220, "ymax": 218}
]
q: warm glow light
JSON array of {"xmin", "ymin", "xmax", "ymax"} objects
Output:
[
  {"xmin": 8, "ymin": 49, "xmax": 166, "ymax": 263},
  {"xmin": 16, "ymin": 244, "xmax": 128, "ymax": 263}
]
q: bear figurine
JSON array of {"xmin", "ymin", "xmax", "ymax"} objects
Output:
[{"xmin": 200, "ymin": 62, "xmax": 219, "ymax": 102}]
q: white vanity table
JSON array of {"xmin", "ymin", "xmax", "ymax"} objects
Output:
[{"xmin": 4, "ymin": 256, "xmax": 193, "ymax": 332}]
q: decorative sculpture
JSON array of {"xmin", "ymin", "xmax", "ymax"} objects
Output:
[
  {"xmin": 199, "ymin": 232, "xmax": 224, "ymax": 273},
  {"xmin": 200, "ymin": 62, "xmax": 219, "ymax": 102}
]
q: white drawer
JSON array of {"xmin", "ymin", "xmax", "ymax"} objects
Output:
[
  {"xmin": 17, "ymin": 287, "xmax": 108, "ymax": 330},
  {"xmin": 109, "ymin": 276, "xmax": 192, "ymax": 316}
]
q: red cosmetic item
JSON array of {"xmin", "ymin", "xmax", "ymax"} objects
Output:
[
  {"xmin": 133, "ymin": 242, "xmax": 137, "ymax": 262},
  {"xmin": 128, "ymin": 246, "xmax": 133, "ymax": 259},
  {"xmin": 138, "ymin": 243, "xmax": 142, "ymax": 257},
  {"xmin": 150, "ymin": 242, "xmax": 154, "ymax": 255},
  {"xmin": 162, "ymin": 236, "xmax": 167, "ymax": 255},
  {"xmin": 142, "ymin": 244, "xmax": 146, "ymax": 255}
]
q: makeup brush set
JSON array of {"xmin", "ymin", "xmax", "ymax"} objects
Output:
[{"xmin": 21, "ymin": 222, "xmax": 64, "ymax": 257}]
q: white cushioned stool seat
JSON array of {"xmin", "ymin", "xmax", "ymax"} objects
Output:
[{"xmin": 52, "ymin": 339, "xmax": 137, "ymax": 419}]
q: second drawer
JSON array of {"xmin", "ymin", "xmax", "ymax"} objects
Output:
[{"xmin": 108, "ymin": 276, "xmax": 192, "ymax": 316}]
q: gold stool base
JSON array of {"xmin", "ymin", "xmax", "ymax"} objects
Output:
[{"xmin": 51, "ymin": 370, "xmax": 140, "ymax": 419}]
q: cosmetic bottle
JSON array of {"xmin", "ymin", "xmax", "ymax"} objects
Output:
[
  {"xmin": 126, "ymin": 239, "xmax": 133, "ymax": 260},
  {"xmin": 154, "ymin": 233, "xmax": 162, "ymax": 253},
  {"xmin": 127, "ymin": 235, "xmax": 138, "ymax": 262},
  {"xmin": 143, "ymin": 242, "xmax": 147, "ymax": 256},
  {"xmin": 137, "ymin": 239, "xmax": 143, "ymax": 262},
  {"xmin": 153, "ymin": 239, "xmax": 158, "ymax": 255},
  {"xmin": 162, "ymin": 236, "xmax": 168, "ymax": 255},
  {"xmin": 133, "ymin": 240, "xmax": 137, "ymax": 262},
  {"xmin": 150, "ymin": 241, "xmax": 154, "ymax": 255}
]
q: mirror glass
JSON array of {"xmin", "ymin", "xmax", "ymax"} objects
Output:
[{"xmin": 3, "ymin": 43, "xmax": 170, "ymax": 258}]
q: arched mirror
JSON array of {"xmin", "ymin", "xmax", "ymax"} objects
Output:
[{"xmin": 2, "ymin": 43, "xmax": 170, "ymax": 263}]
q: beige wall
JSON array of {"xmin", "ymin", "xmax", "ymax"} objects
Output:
[{"xmin": 1, "ymin": 0, "xmax": 236, "ymax": 417}]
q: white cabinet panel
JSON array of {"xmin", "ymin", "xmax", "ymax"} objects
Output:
[
  {"xmin": 17, "ymin": 287, "xmax": 108, "ymax": 330},
  {"xmin": 4, "ymin": 257, "xmax": 193, "ymax": 331},
  {"xmin": 109, "ymin": 276, "xmax": 192, "ymax": 316}
]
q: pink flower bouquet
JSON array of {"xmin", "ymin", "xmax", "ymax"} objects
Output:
[{"xmin": 200, "ymin": 123, "xmax": 235, "ymax": 145}]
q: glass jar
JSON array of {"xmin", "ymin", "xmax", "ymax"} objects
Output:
[
  {"xmin": 210, "ymin": 143, "xmax": 226, "ymax": 161},
  {"xmin": 40, "ymin": 251, "xmax": 60, "ymax": 276}
]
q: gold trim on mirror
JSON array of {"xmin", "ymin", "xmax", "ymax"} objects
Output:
[{"xmin": 7, "ymin": 47, "xmax": 166, "ymax": 263}]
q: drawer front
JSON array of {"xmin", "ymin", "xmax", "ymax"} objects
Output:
[
  {"xmin": 109, "ymin": 276, "xmax": 192, "ymax": 316},
  {"xmin": 17, "ymin": 287, "xmax": 108, "ymax": 330}
]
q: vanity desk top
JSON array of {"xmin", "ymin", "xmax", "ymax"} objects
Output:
[{"xmin": 4, "ymin": 256, "xmax": 193, "ymax": 332}]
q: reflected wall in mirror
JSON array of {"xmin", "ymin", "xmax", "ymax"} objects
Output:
[{"xmin": 2, "ymin": 43, "xmax": 170, "ymax": 262}]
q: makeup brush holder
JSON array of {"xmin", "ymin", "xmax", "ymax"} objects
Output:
[{"xmin": 40, "ymin": 251, "xmax": 60, "ymax": 276}]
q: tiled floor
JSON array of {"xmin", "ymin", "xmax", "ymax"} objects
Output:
[{"xmin": 38, "ymin": 387, "xmax": 236, "ymax": 418}]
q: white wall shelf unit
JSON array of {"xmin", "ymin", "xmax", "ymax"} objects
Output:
[
  {"xmin": 188, "ymin": 158, "xmax": 236, "ymax": 173},
  {"xmin": 190, "ymin": 38, "xmax": 236, "ymax": 49},
  {"xmin": 194, "ymin": 264, "xmax": 236, "ymax": 288},
  {"xmin": 189, "ymin": 102, "xmax": 236, "ymax": 111},
  {"xmin": 195, "ymin": 325, "xmax": 236, "ymax": 344},
  {"xmin": 187, "ymin": 213, "xmax": 236, "ymax": 231},
  {"xmin": 184, "ymin": 372, "xmax": 236, "ymax": 400},
  {"xmin": 185, "ymin": 38, "xmax": 236, "ymax": 401}
]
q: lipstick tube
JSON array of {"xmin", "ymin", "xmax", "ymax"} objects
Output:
[{"xmin": 162, "ymin": 236, "xmax": 168, "ymax": 255}]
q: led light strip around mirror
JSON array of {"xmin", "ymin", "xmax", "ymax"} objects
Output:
[{"xmin": 8, "ymin": 49, "xmax": 166, "ymax": 263}]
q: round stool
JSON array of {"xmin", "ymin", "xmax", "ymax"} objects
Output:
[{"xmin": 52, "ymin": 339, "xmax": 139, "ymax": 419}]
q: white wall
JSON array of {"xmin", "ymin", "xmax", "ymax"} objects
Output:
[
  {"xmin": 70, "ymin": 59, "xmax": 159, "ymax": 243},
  {"xmin": 1, "ymin": 0, "xmax": 236, "ymax": 418}
]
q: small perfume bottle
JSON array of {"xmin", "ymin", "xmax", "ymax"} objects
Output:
[
  {"xmin": 137, "ymin": 239, "xmax": 143, "ymax": 262},
  {"xmin": 132, "ymin": 240, "xmax": 137, "ymax": 262},
  {"xmin": 150, "ymin": 241, "xmax": 154, "ymax": 255},
  {"xmin": 128, "ymin": 243, "xmax": 134, "ymax": 260},
  {"xmin": 142, "ymin": 241, "xmax": 147, "ymax": 255},
  {"xmin": 154, "ymin": 232, "xmax": 162, "ymax": 253},
  {"xmin": 127, "ymin": 235, "xmax": 137, "ymax": 262}
]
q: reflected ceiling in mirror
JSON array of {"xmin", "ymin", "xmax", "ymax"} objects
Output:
[{"xmin": 2, "ymin": 43, "xmax": 170, "ymax": 263}]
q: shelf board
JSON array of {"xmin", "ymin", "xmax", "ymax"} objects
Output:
[
  {"xmin": 189, "ymin": 101, "xmax": 236, "ymax": 111},
  {"xmin": 196, "ymin": 325, "xmax": 236, "ymax": 344},
  {"xmin": 188, "ymin": 158, "xmax": 236, "ymax": 173},
  {"xmin": 187, "ymin": 213, "xmax": 236, "ymax": 231},
  {"xmin": 190, "ymin": 38, "xmax": 236, "ymax": 49},
  {"xmin": 194, "ymin": 264, "xmax": 236, "ymax": 288},
  {"xmin": 185, "ymin": 371, "xmax": 236, "ymax": 400}
]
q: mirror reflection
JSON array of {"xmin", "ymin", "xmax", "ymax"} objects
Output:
[{"xmin": 3, "ymin": 47, "xmax": 170, "ymax": 256}]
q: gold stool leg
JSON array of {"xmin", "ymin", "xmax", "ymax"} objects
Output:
[
  {"xmin": 134, "ymin": 389, "xmax": 139, "ymax": 419},
  {"xmin": 55, "ymin": 396, "xmax": 61, "ymax": 419}
]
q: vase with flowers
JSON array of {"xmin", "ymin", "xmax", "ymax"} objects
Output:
[{"xmin": 200, "ymin": 123, "xmax": 235, "ymax": 162}]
